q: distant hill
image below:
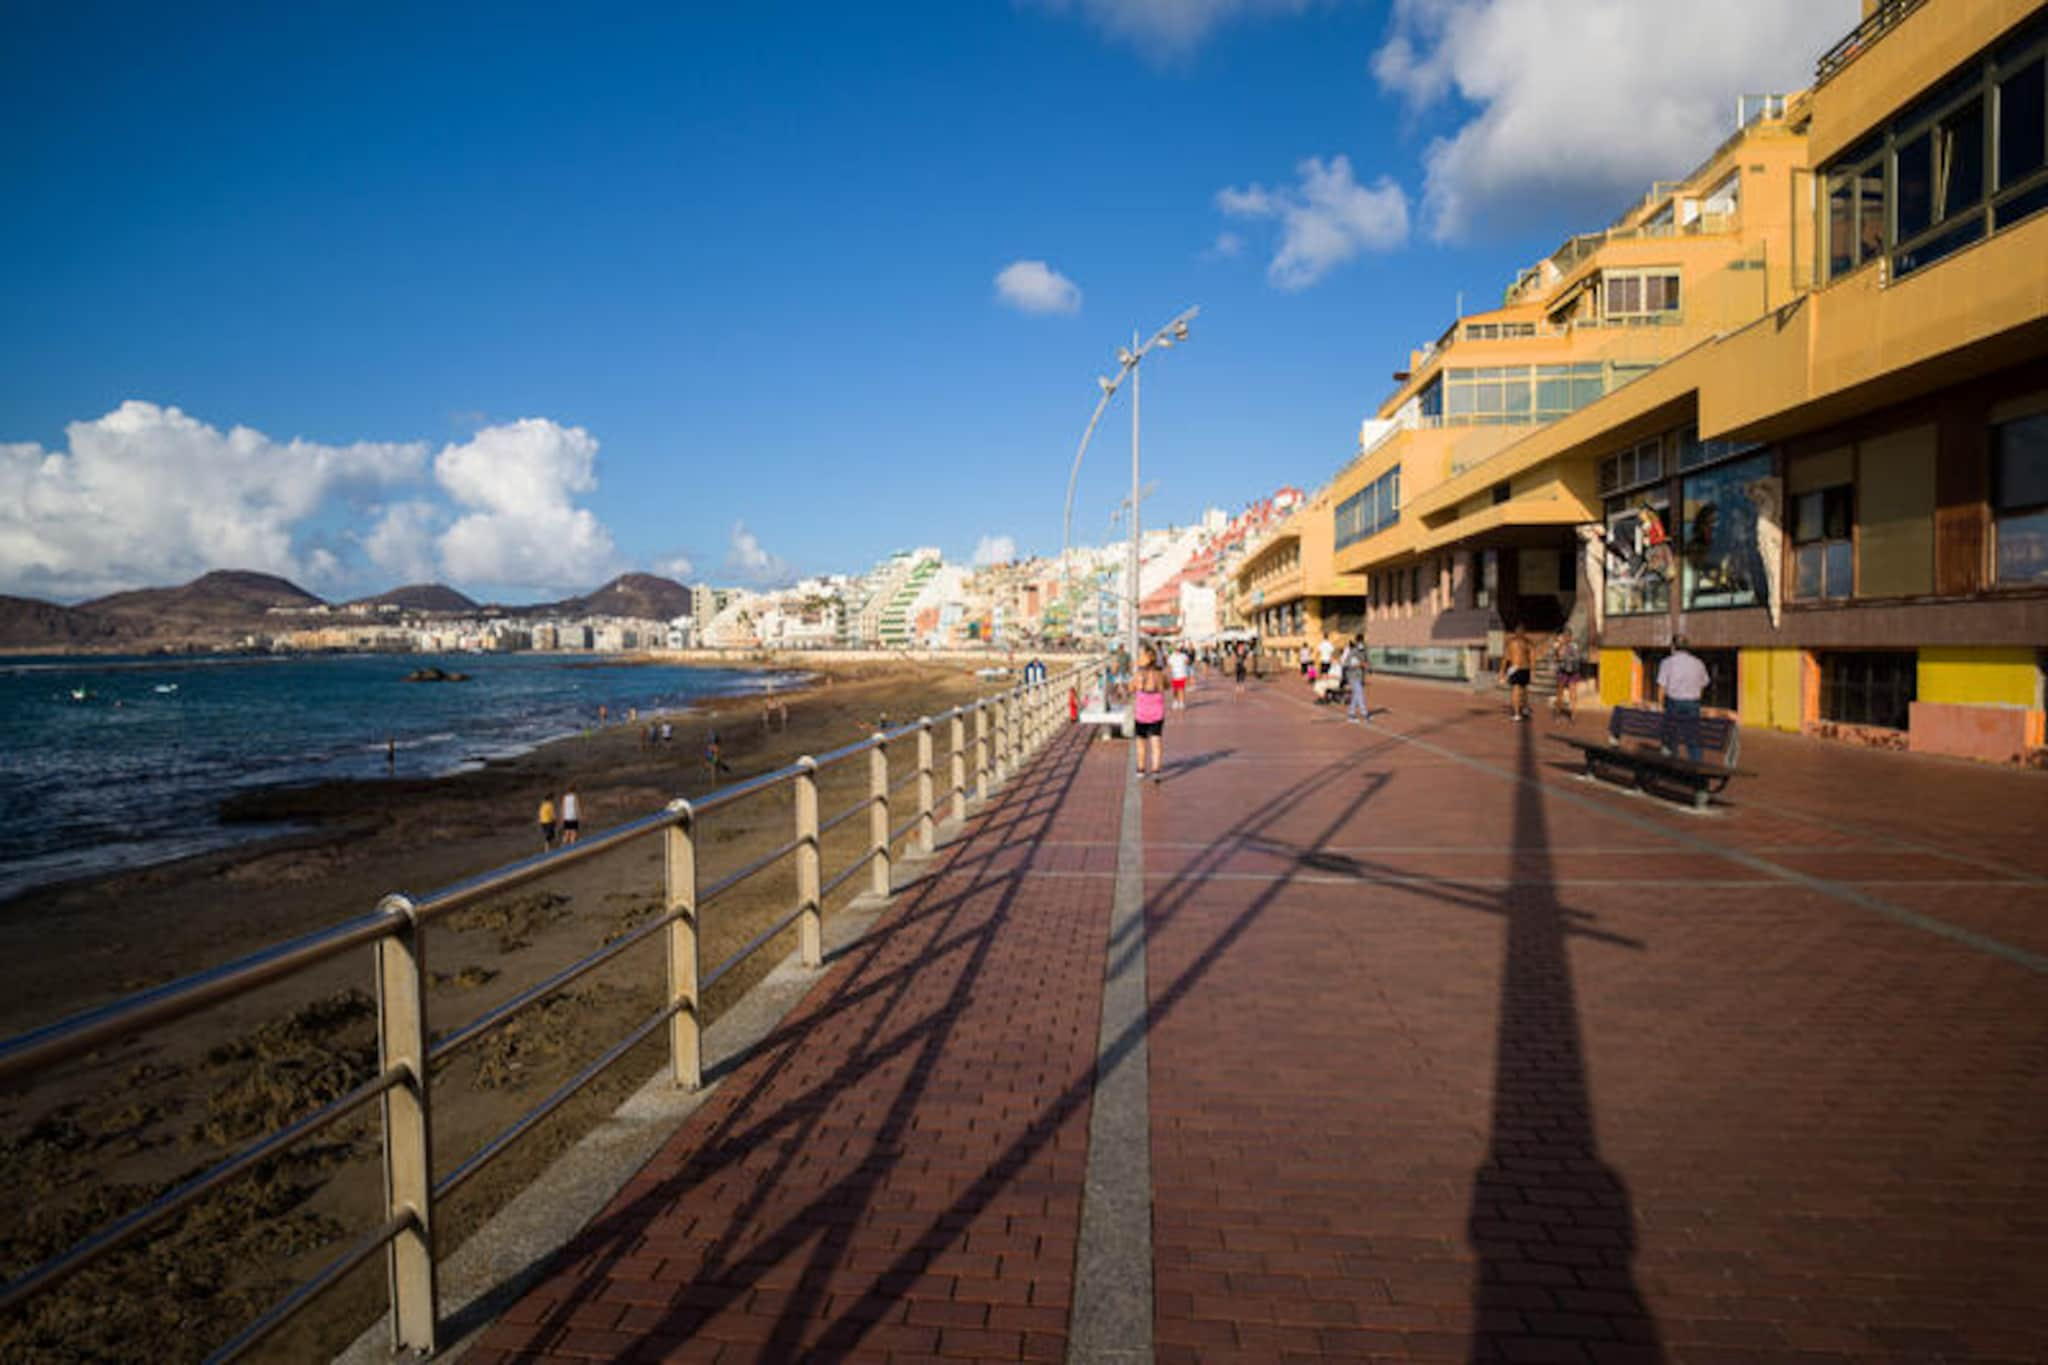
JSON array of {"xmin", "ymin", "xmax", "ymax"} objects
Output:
[
  {"xmin": 81, "ymin": 570, "xmax": 324, "ymax": 632},
  {"xmin": 0, "ymin": 595, "xmax": 126, "ymax": 649},
  {"xmin": 522, "ymin": 573, "xmax": 692, "ymax": 620},
  {"xmin": 347, "ymin": 583, "xmax": 478, "ymax": 614}
]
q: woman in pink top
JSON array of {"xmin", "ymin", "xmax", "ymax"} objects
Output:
[{"xmin": 1133, "ymin": 647, "xmax": 1168, "ymax": 783}]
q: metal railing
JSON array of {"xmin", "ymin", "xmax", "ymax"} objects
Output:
[
  {"xmin": 1815, "ymin": 0, "xmax": 1929, "ymax": 87},
  {"xmin": 0, "ymin": 657, "xmax": 1104, "ymax": 1361}
]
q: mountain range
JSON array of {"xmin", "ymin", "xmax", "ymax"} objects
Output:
[{"xmin": 0, "ymin": 570, "xmax": 694, "ymax": 652}]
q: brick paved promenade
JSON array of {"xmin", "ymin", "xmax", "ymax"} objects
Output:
[{"xmin": 474, "ymin": 671, "xmax": 2048, "ymax": 1364}]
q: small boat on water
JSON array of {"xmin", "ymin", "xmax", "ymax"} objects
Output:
[
  {"xmin": 153, "ymin": 683, "xmax": 179, "ymax": 694},
  {"xmin": 68, "ymin": 687, "xmax": 89, "ymax": 702}
]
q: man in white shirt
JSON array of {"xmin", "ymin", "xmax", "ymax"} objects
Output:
[
  {"xmin": 1167, "ymin": 645, "xmax": 1190, "ymax": 711},
  {"xmin": 1318, "ymin": 636, "xmax": 1335, "ymax": 675},
  {"xmin": 1654, "ymin": 637, "xmax": 1711, "ymax": 763}
]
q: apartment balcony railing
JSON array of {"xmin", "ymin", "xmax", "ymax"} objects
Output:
[
  {"xmin": 1815, "ymin": 0, "xmax": 1929, "ymax": 88},
  {"xmin": 0, "ymin": 658, "xmax": 1102, "ymax": 1362}
]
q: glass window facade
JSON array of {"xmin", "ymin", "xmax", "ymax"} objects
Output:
[
  {"xmin": 1993, "ymin": 409, "xmax": 2048, "ymax": 585},
  {"xmin": 1822, "ymin": 14, "xmax": 2048, "ymax": 282},
  {"xmin": 1604, "ymin": 490, "xmax": 1673, "ymax": 617},
  {"xmin": 1792, "ymin": 485, "xmax": 1854, "ymax": 600},
  {"xmin": 1441, "ymin": 364, "xmax": 1605, "ymax": 424},
  {"xmin": 1334, "ymin": 466, "xmax": 1401, "ymax": 551},
  {"xmin": 1680, "ymin": 453, "xmax": 1773, "ymax": 610}
]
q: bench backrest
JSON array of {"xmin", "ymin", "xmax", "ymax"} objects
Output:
[{"xmin": 1607, "ymin": 705, "xmax": 1740, "ymax": 767}]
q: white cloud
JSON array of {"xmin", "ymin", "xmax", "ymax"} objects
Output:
[
  {"xmin": 1372, "ymin": 0, "xmax": 1858, "ymax": 240},
  {"xmin": 654, "ymin": 554, "xmax": 695, "ymax": 581},
  {"xmin": 994, "ymin": 260, "xmax": 1083, "ymax": 316},
  {"xmin": 360, "ymin": 500, "xmax": 442, "ymax": 585},
  {"xmin": 1216, "ymin": 155, "xmax": 1410, "ymax": 288},
  {"xmin": 1204, "ymin": 231, "xmax": 1244, "ymax": 260},
  {"xmin": 433, "ymin": 419, "xmax": 617, "ymax": 591},
  {"xmin": 724, "ymin": 520, "xmax": 792, "ymax": 586},
  {"xmin": 973, "ymin": 534, "xmax": 1018, "ymax": 567},
  {"xmin": 1031, "ymin": 0, "xmax": 1315, "ymax": 62},
  {"xmin": 0, "ymin": 401, "xmax": 425, "ymax": 602}
]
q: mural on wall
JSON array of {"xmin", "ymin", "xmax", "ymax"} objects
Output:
[
  {"xmin": 1680, "ymin": 453, "xmax": 1772, "ymax": 612},
  {"xmin": 1745, "ymin": 474, "xmax": 1784, "ymax": 628}
]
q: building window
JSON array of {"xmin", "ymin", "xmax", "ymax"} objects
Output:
[
  {"xmin": 1335, "ymin": 467, "xmax": 1402, "ymax": 550},
  {"xmin": 1599, "ymin": 437, "xmax": 1665, "ymax": 496},
  {"xmin": 1442, "ymin": 364, "xmax": 1606, "ymax": 425},
  {"xmin": 1823, "ymin": 15, "xmax": 2048, "ymax": 282},
  {"xmin": 1681, "ymin": 452, "xmax": 1774, "ymax": 610},
  {"xmin": 1819, "ymin": 651, "xmax": 1917, "ymax": 731},
  {"xmin": 1792, "ymin": 485, "xmax": 1854, "ymax": 599},
  {"xmin": 1994, "ymin": 409, "xmax": 2048, "ymax": 585},
  {"xmin": 1476, "ymin": 550, "xmax": 1498, "ymax": 611},
  {"xmin": 1603, "ymin": 491, "xmax": 1673, "ymax": 617},
  {"xmin": 1602, "ymin": 268, "xmax": 1681, "ymax": 319}
]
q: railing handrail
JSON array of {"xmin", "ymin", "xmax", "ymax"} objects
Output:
[
  {"xmin": 0, "ymin": 654, "xmax": 1106, "ymax": 1359},
  {"xmin": 1814, "ymin": 0, "xmax": 1928, "ymax": 87}
]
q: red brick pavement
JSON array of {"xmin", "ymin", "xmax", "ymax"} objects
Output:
[
  {"xmin": 470, "ymin": 725, "xmax": 1125, "ymax": 1365},
  {"xmin": 470, "ymin": 668, "xmax": 2047, "ymax": 1365},
  {"xmin": 1144, "ymin": 672, "xmax": 2048, "ymax": 1363}
]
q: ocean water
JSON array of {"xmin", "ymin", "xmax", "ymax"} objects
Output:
[{"xmin": 0, "ymin": 653, "xmax": 799, "ymax": 903}]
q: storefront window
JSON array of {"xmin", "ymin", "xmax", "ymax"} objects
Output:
[
  {"xmin": 1793, "ymin": 485, "xmax": 1854, "ymax": 599},
  {"xmin": 1603, "ymin": 492, "xmax": 1672, "ymax": 617},
  {"xmin": 1994, "ymin": 410, "xmax": 2048, "ymax": 584},
  {"xmin": 1680, "ymin": 453, "xmax": 1772, "ymax": 610}
]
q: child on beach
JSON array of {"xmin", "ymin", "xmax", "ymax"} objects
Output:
[
  {"xmin": 705, "ymin": 731, "xmax": 733, "ymax": 780},
  {"xmin": 537, "ymin": 795, "xmax": 557, "ymax": 851},
  {"xmin": 560, "ymin": 789, "xmax": 581, "ymax": 845}
]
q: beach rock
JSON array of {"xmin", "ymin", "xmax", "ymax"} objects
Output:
[{"xmin": 403, "ymin": 666, "xmax": 470, "ymax": 682}]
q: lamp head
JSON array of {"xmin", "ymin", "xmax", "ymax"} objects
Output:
[
  {"xmin": 1097, "ymin": 375, "xmax": 1118, "ymax": 395},
  {"xmin": 1116, "ymin": 346, "xmax": 1136, "ymax": 366}
]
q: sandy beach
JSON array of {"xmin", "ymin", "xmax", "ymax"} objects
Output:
[{"xmin": 0, "ymin": 654, "xmax": 1024, "ymax": 1362}]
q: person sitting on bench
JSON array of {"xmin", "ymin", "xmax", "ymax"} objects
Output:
[{"xmin": 1655, "ymin": 637, "xmax": 1710, "ymax": 764}]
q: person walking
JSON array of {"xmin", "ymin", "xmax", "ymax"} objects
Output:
[
  {"xmin": 1655, "ymin": 636, "xmax": 1711, "ymax": 764},
  {"xmin": 1343, "ymin": 636, "xmax": 1370, "ymax": 724},
  {"xmin": 1500, "ymin": 626, "xmax": 1535, "ymax": 721},
  {"xmin": 537, "ymin": 794, "xmax": 557, "ymax": 852},
  {"xmin": 559, "ymin": 789, "xmax": 582, "ymax": 846},
  {"xmin": 704, "ymin": 729, "xmax": 733, "ymax": 780},
  {"xmin": 1318, "ymin": 634, "xmax": 1336, "ymax": 681},
  {"xmin": 1549, "ymin": 632, "xmax": 1583, "ymax": 724},
  {"xmin": 1167, "ymin": 643, "xmax": 1190, "ymax": 711},
  {"xmin": 1232, "ymin": 642, "xmax": 1247, "ymax": 699},
  {"xmin": 1133, "ymin": 646, "xmax": 1168, "ymax": 783}
]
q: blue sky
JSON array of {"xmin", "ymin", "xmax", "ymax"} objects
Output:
[{"xmin": 0, "ymin": 0, "xmax": 1853, "ymax": 603}]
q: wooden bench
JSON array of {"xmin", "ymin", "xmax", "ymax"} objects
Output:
[{"xmin": 1549, "ymin": 705, "xmax": 1749, "ymax": 809}]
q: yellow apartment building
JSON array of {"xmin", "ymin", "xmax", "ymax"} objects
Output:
[
  {"xmin": 1232, "ymin": 480, "xmax": 1368, "ymax": 656},
  {"xmin": 1319, "ymin": 0, "xmax": 2048, "ymax": 762}
]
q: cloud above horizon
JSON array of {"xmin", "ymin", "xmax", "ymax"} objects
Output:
[
  {"xmin": 1217, "ymin": 155, "xmax": 1409, "ymax": 288},
  {"xmin": 1029, "ymin": 0, "xmax": 1315, "ymax": 62},
  {"xmin": 1372, "ymin": 0, "xmax": 1856, "ymax": 239},
  {"xmin": 434, "ymin": 419, "xmax": 618, "ymax": 590},
  {"xmin": 724, "ymin": 520, "xmax": 793, "ymax": 586},
  {"xmin": 0, "ymin": 402, "xmax": 628, "ymax": 603},
  {"xmin": 0, "ymin": 401, "xmax": 426, "ymax": 602},
  {"xmin": 972, "ymin": 534, "xmax": 1018, "ymax": 567},
  {"xmin": 994, "ymin": 260, "xmax": 1083, "ymax": 315}
]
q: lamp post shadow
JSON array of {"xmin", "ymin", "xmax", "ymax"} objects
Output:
[{"xmin": 1465, "ymin": 725, "xmax": 1664, "ymax": 1361}]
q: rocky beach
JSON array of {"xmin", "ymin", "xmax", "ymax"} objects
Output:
[{"xmin": 0, "ymin": 654, "xmax": 1015, "ymax": 1362}]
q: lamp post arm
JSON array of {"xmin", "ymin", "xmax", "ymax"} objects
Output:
[{"xmin": 1061, "ymin": 382, "xmax": 1118, "ymax": 627}]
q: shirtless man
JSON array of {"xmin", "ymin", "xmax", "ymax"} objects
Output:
[{"xmin": 1499, "ymin": 626, "xmax": 1535, "ymax": 722}]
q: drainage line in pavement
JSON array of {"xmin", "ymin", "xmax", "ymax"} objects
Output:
[{"xmin": 1067, "ymin": 750, "xmax": 1154, "ymax": 1364}]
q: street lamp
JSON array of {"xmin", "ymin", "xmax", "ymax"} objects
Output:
[{"xmin": 1061, "ymin": 307, "xmax": 1198, "ymax": 666}]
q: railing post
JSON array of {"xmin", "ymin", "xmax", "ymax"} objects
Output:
[
  {"xmin": 950, "ymin": 710, "xmax": 967, "ymax": 823},
  {"xmin": 917, "ymin": 718, "xmax": 936, "ymax": 855},
  {"xmin": 795, "ymin": 757, "xmax": 822, "ymax": 967},
  {"xmin": 869, "ymin": 737, "xmax": 891, "ymax": 897},
  {"xmin": 975, "ymin": 701, "xmax": 990, "ymax": 799},
  {"xmin": 993, "ymin": 695, "xmax": 1008, "ymax": 785},
  {"xmin": 374, "ymin": 894, "xmax": 437, "ymax": 1357},
  {"xmin": 664, "ymin": 800, "xmax": 700, "ymax": 1091}
]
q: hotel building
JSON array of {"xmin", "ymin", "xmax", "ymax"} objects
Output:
[{"xmin": 1266, "ymin": 0, "xmax": 2048, "ymax": 762}]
